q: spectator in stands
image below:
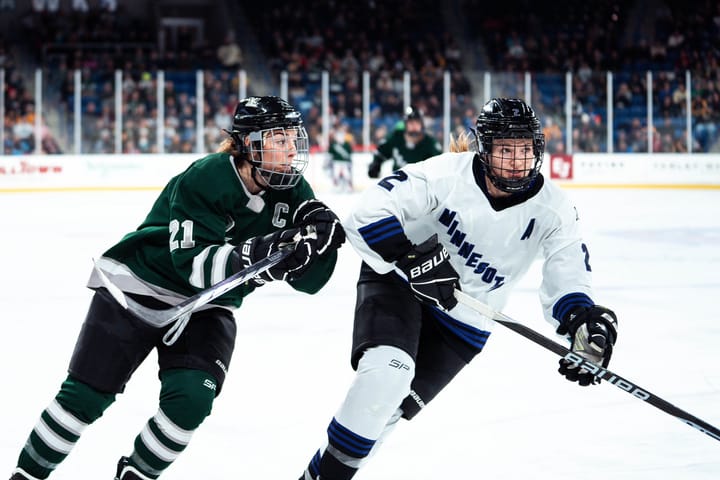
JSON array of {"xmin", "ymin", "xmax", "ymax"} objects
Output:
[
  {"xmin": 692, "ymin": 96, "xmax": 718, "ymax": 151},
  {"xmin": 217, "ymin": 32, "xmax": 243, "ymax": 69},
  {"xmin": 92, "ymin": 127, "xmax": 113, "ymax": 153},
  {"xmin": 3, "ymin": 0, "xmax": 720, "ymax": 154},
  {"xmin": 672, "ymin": 136, "xmax": 688, "ymax": 153},
  {"xmin": 71, "ymin": 0, "xmax": 88, "ymax": 12},
  {"xmin": 628, "ymin": 118, "xmax": 648, "ymax": 153},
  {"xmin": 31, "ymin": 0, "xmax": 59, "ymax": 12},
  {"xmin": 616, "ymin": 130, "xmax": 631, "ymax": 153},
  {"xmin": 615, "ymin": 82, "xmax": 633, "ymax": 109},
  {"xmin": 667, "ymin": 28, "xmax": 685, "ymax": 49},
  {"xmin": 100, "ymin": 0, "xmax": 116, "ymax": 12},
  {"xmin": 574, "ymin": 113, "xmax": 602, "ymax": 153},
  {"xmin": 672, "ymin": 83, "xmax": 687, "ymax": 111},
  {"xmin": 542, "ymin": 117, "xmax": 563, "ymax": 154},
  {"xmin": 41, "ymin": 125, "xmax": 62, "ymax": 154},
  {"xmin": 659, "ymin": 95, "xmax": 681, "ymax": 117}
]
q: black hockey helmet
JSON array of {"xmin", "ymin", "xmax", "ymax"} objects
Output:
[
  {"xmin": 229, "ymin": 95, "xmax": 303, "ymax": 135},
  {"xmin": 404, "ymin": 105, "xmax": 425, "ymax": 129},
  {"xmin": 474, "ymin": 98, "xmax": 545, "ymax": 193},
  {"xmin": 225, "ymin": 96, "xmax": 309, "ymax": 190}
]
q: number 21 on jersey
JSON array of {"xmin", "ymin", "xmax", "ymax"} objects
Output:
[{"xmin": 169, "ymin": 219, "xmax": 196, "ymax": 250}]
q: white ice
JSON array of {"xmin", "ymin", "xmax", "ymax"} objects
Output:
[{"xmin": 1, "ymin": 187, "xmax": 719, "ymax": 479}]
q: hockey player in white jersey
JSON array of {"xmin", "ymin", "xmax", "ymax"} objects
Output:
[{"xmin": 299, "ymin": 98, "xmax": 618, "ymax": 480}]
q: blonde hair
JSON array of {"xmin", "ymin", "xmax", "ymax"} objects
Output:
[
  {"xmin": 217, "ymin": 136, "xmax": 249, "ymax": 171},
  {"xmin": 449, "ymin": 130, "xmax": 475, "ymax": 153},
  {"xmin": 217, "ymin": 137, "xmax": 239, "ymax": 155}
]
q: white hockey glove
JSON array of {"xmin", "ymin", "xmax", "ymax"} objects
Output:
[
  {"xmin": 557, "ymin": 305, "xmax": 618, "ymax": 386},
  {"xmin": 236, "ymin": 228, "xmax": 315, "ymax": 285},
  {"xmin": 396, "ymin": 234, "xmax": 460, "ymax": 311},
  {"xmin": 293, "ymin": 199, "xmax": 346, "ymax": 255}
]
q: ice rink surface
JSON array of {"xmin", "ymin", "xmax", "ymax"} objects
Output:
[{"xmin": 1, "ymin": 186, "xmax": 719, "ymax": 479}]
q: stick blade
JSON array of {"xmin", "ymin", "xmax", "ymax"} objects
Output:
[
  {"xmin": 91, "ymin": 261, "xmax": 182, "ymax": 327},
  {"xmin": 91, "ymin": 247, "xmax": 292, "ymax": 328}
]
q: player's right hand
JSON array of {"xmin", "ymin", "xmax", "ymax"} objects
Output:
[
  {"xmin": 236, "ymin": 228, "xmax": 315, "ymax": 285},
  {"xmin": 368, "ymin": 159, "xmax": 381, "ymax": 178},
  {"xmin": 396, "ymin": 234, "xmax": 460, "ymax": 311}
]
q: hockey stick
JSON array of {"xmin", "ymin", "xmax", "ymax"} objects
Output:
[
  {"xmin": 454, "ymin": 290, "xmax": 720, "ymax": 443},
  {"xmin": 93, "ymin": 247, "xmax": 292, "ymax": 329}
]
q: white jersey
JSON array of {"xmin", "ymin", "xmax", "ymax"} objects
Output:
[{"xmin": 344, "ymin": 151, "xmax": 595, "ymax": 334}]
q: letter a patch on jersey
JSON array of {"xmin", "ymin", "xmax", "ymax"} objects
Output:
[{"xmin": 520, "ymin": 218, "xmax": 535, "ymax": 240}]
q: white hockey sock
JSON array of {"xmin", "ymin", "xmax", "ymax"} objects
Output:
[{"xmin": 334, "ymin": 345, "xmax": 414, "ymax": 440}]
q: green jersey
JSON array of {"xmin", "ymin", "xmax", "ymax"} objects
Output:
[
  {"xmin": 376, "ymin": 130, "xmax": 442, "ymax": 170},
  {"xmin": 89, "ymin": 152, "xmax": 337, "ymax": 309},
  {"xmin": 329, "ymin": 140, "xmax": 353, "ymax": 163}
]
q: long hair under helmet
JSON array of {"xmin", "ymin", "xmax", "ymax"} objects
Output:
[
  {"xmin": 225, "ymin": 96, "xmax": 309, "ymax": 190},
  {"xmin": 473, "ymin": 98, "xmax": 545, "ymax": 193}
]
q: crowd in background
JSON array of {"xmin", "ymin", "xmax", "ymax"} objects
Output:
[
  {"xmin": 463, "ymin": 0, "xmax": 719, "ymax": 153},
  {"xmin": 243, "ymin": 0, "xmax": 474, "ymax": 151},
  {"xmin": 1, "ymin": 0, "xmax": 719, "ymax": 155}
]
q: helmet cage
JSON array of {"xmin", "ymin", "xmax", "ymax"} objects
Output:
[
  {"xmin": 476, "ymin": 131, "xmax": 545, "ymax": 193},
  {"xmin": 474, "ymin": 98, "xmax": 545, "ymax": 193},
  {"xmin": 246, "ymin": 126, "xmax": 309, "ymax": 190},
  {"xmin": 225, "ymin": 96, "xmax": 308, "ymax": 190}
]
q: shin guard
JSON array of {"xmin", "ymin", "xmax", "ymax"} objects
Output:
[{"xmin": 123, "ymin": 369, "xmax": 217, "ymax": 478}]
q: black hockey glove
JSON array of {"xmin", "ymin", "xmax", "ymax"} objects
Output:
[
  {"xmin": 293, "ymin": 199, "xmax": 346, "ymax": 255},
  {"xmin": 236, "ymin": 227, "xmax": 315, "ymax": 286},
  {"xmin": 396, "ymin": 234, "xmax": 460, "ymax": 312},
  {"xmin": 367, "ymin": 157, "xmax": 382, "ymax": 178},
  {"xmin": 557, "ymin": 305, "xmax": 618, "ymax": 386}
]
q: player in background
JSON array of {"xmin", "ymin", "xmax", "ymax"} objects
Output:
[
  {"xmin": 8, "ymin": 96, "xmax": 345, "ymax": 480},
  {"xmin": 367, "ymin": 105, "xmax": 442, "ymax": 178},
  {"xmin": 298, "ymin": 98, "xmax": 618, "ymax": 480},
  {"xmin": 328, "ymin": 125, "xmax": 354, "ymax": 192}
]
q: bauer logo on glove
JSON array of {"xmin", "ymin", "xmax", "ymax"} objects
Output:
[
  {"xmin": 396, "ymin": 234, "xmax": 460, "ymax": 312},
  {"xmin": 406, "ymin": 246, "xmax": 450, "ymax": 279}
]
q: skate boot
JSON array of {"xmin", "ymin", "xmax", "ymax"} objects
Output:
[
  {"xmin": 9, "ymin": 469, "xmax": 41, "ymax": 480},
  {"xmin": 114, "ymin": 456, "xmax": 152, "ymax": 480}
]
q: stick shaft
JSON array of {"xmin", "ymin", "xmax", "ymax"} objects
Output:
[
  {"xmin": 454, "ymin": 290, "xmax": 720, "ymax": 442},
  {"xmin": 94, "ymin": 248, "xmax": 291, "ymax": 327}
]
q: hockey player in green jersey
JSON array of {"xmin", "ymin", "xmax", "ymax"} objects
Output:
[
  {"xmin": 8, "ymin": 96, "xmax": 345, "ymax": 480},
  {"xmin": 367, "ymin": 106, "xmax": 442, "ymax": 178},
  {"xmin": 328, "ymin": 125, "xmax": 354, "ymax": 192}
]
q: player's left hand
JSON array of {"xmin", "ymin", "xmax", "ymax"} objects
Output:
[
  {"xmin": 557, "ymin": 305, "xmax": 618, "ymax": 386},
  {"xmin": 293, "ymin": 199, "xmax": 346, "ymax": 255}
]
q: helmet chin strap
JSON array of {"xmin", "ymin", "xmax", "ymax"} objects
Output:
[
  {"xmin": 249, "ymin": 162, "xmax": 270, "ymax": 192},
  {"xmin": 232, "ymin": 136, "xmax": 269, "ymax": 193}
]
